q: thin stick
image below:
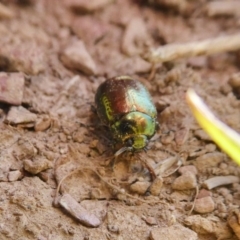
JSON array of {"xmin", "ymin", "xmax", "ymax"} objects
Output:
[
  {"xmin": 188, "ymin": 185, "xmax": 199, "ymax": 215},
  {"xmin": 54, "ymin": 166, "xmax": 168, "ymax": 205},
  {"xmin": 143, "ymin": 34, "xmax": 240, "ymax": 63}
]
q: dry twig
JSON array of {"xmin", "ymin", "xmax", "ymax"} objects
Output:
[
  {"xmin": 206, "ymin": 0, "xmax": 240, "ymax": 17},
  {"xmin": 143, "ymin": 34, "xmax": 240, "ymax": 63}
]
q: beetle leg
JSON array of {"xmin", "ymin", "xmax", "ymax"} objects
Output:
[{"xmin": 114, "ymin": 146, "xmax": 132, "ymax": 157}]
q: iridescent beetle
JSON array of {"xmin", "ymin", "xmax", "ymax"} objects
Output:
[{"xmin": 95, "ymin": 76, "xmax": 157, "ymax": 156}]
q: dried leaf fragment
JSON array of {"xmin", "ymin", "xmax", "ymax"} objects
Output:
[
  {"xmin": 64, "ymin": 0, "xmax": 113, "ymax": 12},
  {"xmin": 144, "ymin": 34, "xmax": 240, "ymax": 63},
  {"xmin": 203, "ymin": 175, "xmax": 239, "ymax": 190},
  {"xmin": 206, "ymin": 0, "xmax": 240, "ymax": 17},
  {"xmin": 59, "ymin": 194, "xmax": 101, "ymax": 228}
]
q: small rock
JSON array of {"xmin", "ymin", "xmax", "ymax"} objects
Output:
[
  {"xmin": 71, "ymin": 16, "xmax": 109, "ymax": 46},
  {"xmin": 64, "ymin": 0, "xmax": 113, "ymax": 12},
  {"xmin": 150, "ymin": 224, "xmax": 198, "ymax": 240},
  {"xmin": 60, "ymin": 40, "xmax": 97, "ymax": 75},
  {"xmin": 229, "ymin": 72, "xmax": 240, "ymax": 88},
  {"xmin": 131, "ymin": 57, "xmax": 152, "ymax": 73},
  {"xmin": 171, "ymin": 191, "xmax": 191, "ymax": 201},
  {"xmin": 178, "ymin": 165, "xmax": 198, "ymax": 176},
  {"xmin": 23, "ymin": 158, "xmax": 53, "ymax": 174},
  {"xmin": 205, "ymin": 143, "xmax": 216, "ymax": 153},
  {"xmin": 149, "ymin": 177, "xmax": 163, "ymax": 196},
  {"xmin": 194, "ymin": 129, "xmax": 212, "ymax": 141},
  {"xmin": 0, "ymin": 169, "xmax": 8, "ymax": 182},
  {"xmin": 5, "ymin": 106, "xmax": 37, "ymax": 126},
  {"xmin": 175, "ymin": 127, "xmax": 189, "ymax": 146},
  {"xmin": 217, "ymin": 187, "xmax": 231, "ymax": 197},
  {"xmin": 8, "ymin": 170, "xmax": 22, "ymax": 182},
  {"xmin": 184, "ymin": 215, "xmax": 214, "ymax": 234},
  {"xmin": 130, "ymin": 181, "xmax": 151, "ymax": 195},
  {"xmin": 143, "ymin": 216, "xmax": 158, "ymax": 226},
  {"xmin": 34, "ymin": 116, "xmax": 51, "ymax": 131},
  {"xmin": 107, "ymin": 224, "xmax": 119, "ymax": 233},
  {"xmin": 0, "ymin": 72, "xmax": 25, "ymax": 105},
  {"xmin": 228, "ymin": 212, "xmax": 240, "ymax": 239},
  {"xmin": 194, "ymin": 196, "xmax": 215, "ymax": 213},
  {"xmin": 10, "ymin": 162, "xmax": 22, "ymax": 171},
  {"xmin": 172, "ymin": 172, "xmax": 197, "ymax": 190},
  {"xmin": 72, "ymin": 128, "xmax": 87, "ymax": 143},
  {"xmin": 228, "ymin": 72, "xmax": 240, "ymax": 98},
  {"xmin": 187, "ymin": 56, "xmax": 207, "ymax": 68},
  {"xmin": 197, "ymin": 189, "xmax": 212, "ymax": 199},
  {"xmin": 194, "ymin": 152, "xmax": 225, "ymax": 172},
  {"xmin": 161, "ymin": 131, "xmax": 175, "ymax": 145},
  {"xmin": 122, "ymin": 17, "xmax": 150, "ymax": 56},
  {"xmin": 0, "ymin": 42, "xmax": 46, "ymax": 75}
]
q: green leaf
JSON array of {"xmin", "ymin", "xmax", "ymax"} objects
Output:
[{"xmin": 186, "ymin": 89, "xmax": 240, "ymax": 165}]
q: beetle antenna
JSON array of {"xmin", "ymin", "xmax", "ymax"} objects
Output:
[{"xmin": 114, "ymin": 146, "xmax": 132, "ymax": 157}]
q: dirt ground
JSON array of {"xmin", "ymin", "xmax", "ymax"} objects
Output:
[{"xmin": 1, "ymin": 0, "xmax": 240, "ymax": 239}]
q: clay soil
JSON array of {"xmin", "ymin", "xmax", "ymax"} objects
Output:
[{"xmin": 1, "ymin": 0, "xmax": 240, "ymax": 239}]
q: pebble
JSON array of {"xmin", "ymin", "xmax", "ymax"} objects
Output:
[
  {"xmin": 172, "ymin": 172, "xmax": 197, "ymax": 190},
  {"xmin": 150, "ymin": 224, "xmax": 197, "ymax": 240},
  {"xmin": 107, "ymin": 224, "xmax": 119, "ymax": 233},
  {"xmin": 71, "ymin": 16, "xmax": 109, "ymax": 46},
  {"xmin": 130, "ymin": 181, "xmax": 151, "ymax": 195},
  {"xmin": 8, "ymin": 170, "xmax": 22, "ymax": 182},
  {"xmin": 60, "ymin": 40, "xmax": 97, "ymax": 75},
  {"xmin": 184, "ymin": 215, "xmax": 214, "ymax": 234},
  {"xmin": 194, "ymin": 196, "xmax": 215, "ymax": 213},
  {"xmin": 194, "ymin": 129, "xmax": 212, "ymax": 141},
  {"xmin": 161, "ymin": 131, "xmax": 175, "ymax": 145},
  {"xmin": 174, "ymin": 127, "xmax": 189, "ymax": 146},
  {"xmin": 122, "ymin": 17, "xmax": 149, "ymax": 56},
  {"xmin": 5, "ymin": 106, "xmax": 37, "ymax": 126},
  {"xmin": 229, "ymin": 72, "xmax": 240, "ymax": 88},
  {"xmin": 205, "ymin": 143, "xmax": 216, "ymax": 153},
  {"xmin": 0, "ymin": 42, "xmax": 46, "ymax": 75},
  {"xmin": 178, "ymin": 165, "xmax": 198, "ymax": 176},
  {"xmin": 217, "ymin": 187, "xmax": 230, "ymax": 197},
  {"xmin": 23, "ymin": 158, "xmax": 53, "ymax": 174},
  {"xmin": 34, "ymin": 116, "xmax": 51, "ymax": 131},
  {"xmin": 197, "ymin": 189, "xmax": 212, "ymax": 199},
  {"xmin": 149, "ymin": 177, "xmax": 163, "ymax": 196},
  {"xmin": 228, "ymin": 213, "xmax": 240, "ymax": 239},
  {"xmin": 0, "ymin": 72, "xmax": 25, "ymax": 105},
  {"xmin": 0, "ymin": 169, "xmax": 8, "ymax": 182},
  {"xmin": 194, "ymin": 152, "xmax": 225, "ymax": 172},
  {"xmin": 185, "ymin": 215, "xmax": 233, "ymax": 238},
  {"xmin": 228, "ymin": 72, "xmax": 240, "ymax": 97},
  {"xmin": 187, "ymin": 56, "xmax": 207, "ymax": 68},
  {"xmin": 143, "ymin": 216, "xmax": 158, "ymax": 226}
]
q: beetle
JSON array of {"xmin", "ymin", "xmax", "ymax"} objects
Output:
[{"xmin": 95, "ymin": 76, "xmax": 157, "ymax": 156}]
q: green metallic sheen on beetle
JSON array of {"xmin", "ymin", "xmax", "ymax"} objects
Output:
[{"xmin": 95, "ymin": 76, "xmax": 157, "ymax": 154}]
